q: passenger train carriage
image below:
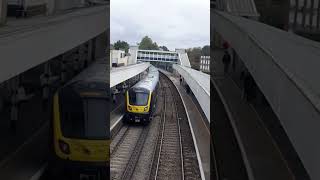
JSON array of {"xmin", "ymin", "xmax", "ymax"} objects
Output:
[
  {"xmin": 51, "ymin": 58, "xmax": 110, "ymax": 179},
  {"xmin": 125, "ymin": 66, "xmax": 159, "ymax": 123}
]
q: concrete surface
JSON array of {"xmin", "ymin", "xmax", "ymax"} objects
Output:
[{"xmin": 212, "ymin": 49, "xmax": 294, "ymax": 180}]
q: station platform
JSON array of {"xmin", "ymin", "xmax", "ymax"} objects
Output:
[
  {"xmin": 0, "ymin": 90, "xmax": 51, "ymax": 180},
  {"xmin": 213, "ymin": 11, "xmax": 320, "ymax": 179},
  {"xmin": 212, "ymin": 49, "xmax": 294, "ymax": 180},
  {"xmin": 173, "ymin": 65, "xmax": 210, "ymax": 122},
  {"xmin": 213, "ymin": 76, "xmax": 294, "ymax": 180},
  {"xmin": 110, "ymin": 63, "xmax": 150, "ymax": 88},
  {"xmin": 160, "ymin": 70, "xmax": 210, "ymax": 180},
  {"xmin": 110, "ymin": 93, "xmax": 124, "ymax": 136}
]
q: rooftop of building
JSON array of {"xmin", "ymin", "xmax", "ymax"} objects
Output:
[{"xmin": 137, "ymin": 49, "xmax": 179, "ymax": 54}]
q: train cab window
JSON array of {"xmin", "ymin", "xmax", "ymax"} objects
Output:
[
  {"xmin": 59, "ymin": 87, "xmax": 109, "ymax": 139},
  {"xmin": 84, "ymin": 98, "xmax": 109, "ymax": 139},
  {"xmin": 129, "ymin": 90, "xmax": 149, "ymax": 106},
  {"xmin": 59, "ymin": 88, "xmax": 85, "ymax": 139}
]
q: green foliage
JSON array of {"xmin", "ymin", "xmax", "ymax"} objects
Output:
[
  {"xmin": 114, "ymin": 40, "xmax": 129, "ymax": 53},
  {"xmin": 187, "ymin": 47, "xmax": 202, "ymax": 58},
  {"xmin": 186, "ymin": 45, "xmax": 210, "ymax": 70},
  {"xmin": 159, "ymin": 46, "xmax": 169, "ymax": 51},
  {"xmin": 187, "ymin": 47, "xmax": 203, "ymax": 70},
  {"xmin": 138, "ymin": 36, "xmax": 159, "ymax": 50},
  {"xmin": 202, "ymin": 45, "xmax": 210, "ymax": 56}
]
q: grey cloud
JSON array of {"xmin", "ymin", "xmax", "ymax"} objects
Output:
[{"xmin": 111, "ymin": 0, "xmax": 210, "ymax": 50}]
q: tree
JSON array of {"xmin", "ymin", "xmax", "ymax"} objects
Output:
[
  {"xmin": 159, "ymin": 46, "xmax": 169, "ymax": 51},
  {"xmin": 113, "ymin": 40, "xmax": 129, "ymax": 53},
  {"xmin": 187, "ymin": 47, "xmax": 202, "ymax": 70},
  {"xmin": 202, "ymin": 45, "xmax": 210, "ymax": 56},
  {"xmin": 138, "ymin": 36, "xmax": 159, "ymax": 50},
  {"xmin": 186, "ymin": 45, "xmax": 210, "ymax": 70}
]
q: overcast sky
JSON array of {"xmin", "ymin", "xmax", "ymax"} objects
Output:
[{"xmin": 110, "ymin": 0, "xmax": 210, "ymax": 51}]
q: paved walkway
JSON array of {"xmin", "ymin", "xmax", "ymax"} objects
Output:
[
  {"xmin": 213, "ymin": 48, "xmax": 310, "ymax": 179},
  {"xmin": 110, "ymin": 92, "xmax": 124, "ymax": 129},
  {"xmin": 162, "ymin": 71, "xmax": 210, "ymax": 180},
  {"xmin": 213, "ymin": 77, "xmax": 294, "ymax": 180}
]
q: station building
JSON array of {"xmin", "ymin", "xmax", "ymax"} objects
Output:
[
  {"xmin": 128, "ymin": 46, "xmax": 191, "ymax": 72},
  {"xmin": 200, "ymin": 56, "xmax": 210, "ymax": 73},
  {"xmin": 110, "ymin": 50, "xmax": 129, "ymax": 68}
]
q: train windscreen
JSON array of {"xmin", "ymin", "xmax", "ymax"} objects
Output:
[
  {"xmin": 129, "ymin": 90, "xmax": 149, "ymax": 106},
  {"xmin": 59, "ymin": 87, "xmax": 109, "ymax": 140}
]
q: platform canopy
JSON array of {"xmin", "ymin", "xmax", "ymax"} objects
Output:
[{"xmin": 110, "ymin": 62, "xmax": 150, "ymax": 88}]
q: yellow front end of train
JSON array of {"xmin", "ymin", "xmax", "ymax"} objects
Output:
[
  {"xmin": 53, "ymin": 94, "xmax": 110, "ymax": 163},
  {"xmin": 126, "ymin": 91, "xmax": 152, "ymax": 114},
  {"xmin": 51, "ymin": 81, "xmax": 110, "ymax": 178},
  {"xmin": 124, "ymin": 87, "xmax": 157, "ymax": 123}
]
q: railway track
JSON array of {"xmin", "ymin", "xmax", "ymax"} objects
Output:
[
  {"xmin": 111, "ymin": 73, "xmax": 201, "ymax": 180},
  {"xmin": 149, "ymin": 73, "xmax": 201, "ymax": 180},
  {"xmin": 110, "ymin": 125, "xmax": 148, "ymax": 180},
  {"xmin": 152, "ymin": 76, "xmax": 183, "ymax": 179}
]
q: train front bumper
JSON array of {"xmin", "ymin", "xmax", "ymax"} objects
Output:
[{"xmin": 125, "ymin": 112, "xmax": 150, "ymax": 123}]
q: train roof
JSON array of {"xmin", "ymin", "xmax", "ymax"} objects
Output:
[
  {"xmin": 69, "ymin": 58, "xmax": 109, "ymax": 83},
  {"xmin": 132, "ymin": 66, "xmax": 159, "ymax": 92},
  {"xmin": 60, "ymin": 58, "xmax": 110, "ymax": 98}
]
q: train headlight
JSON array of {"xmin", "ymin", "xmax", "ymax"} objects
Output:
[
  {"xmin": 58, "ymin": 139, "xmax": 70, "ymax": 154},
  {"xmin": 128, "ymin": 106, "xmax": 132, "ymax": 111},
  {"xmin": 144, "ymin": 106, "xmax": 148, "ymax": 111}
]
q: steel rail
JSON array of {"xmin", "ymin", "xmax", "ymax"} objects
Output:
[
  {"xmin": 154, "ymin": 76, "xmax": 184, "ymax": 180},
  {"xmin": 147, "ymin": 79, "xmax": 163, "ymax": 180},
  {"xmin": 121, "ymin": 125, "xmax": 150, "ymax": 180},
  {"xmin": 110, "ymin": 125, "xmax": 129, "ymax": 156},
  {"xmin": 154, "ymin": 79, "xmax": 167, "ymax": 180}
]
